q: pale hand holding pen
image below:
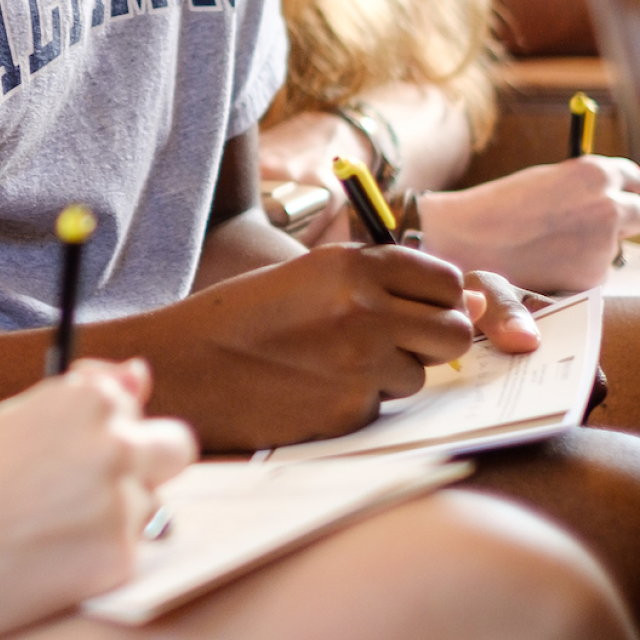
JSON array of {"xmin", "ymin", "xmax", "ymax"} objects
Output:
[{"xmin": 0, "ymin": 358, "xmax": 196, "ymax": 635}]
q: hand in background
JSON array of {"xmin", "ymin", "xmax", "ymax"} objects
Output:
[
  {"xmin": 422, "ymin": 155, "xmax": 640, "ymax": 294},
  {"xmin": 0, "ymin": 359, "xmax": 196, "ymax": 634}
]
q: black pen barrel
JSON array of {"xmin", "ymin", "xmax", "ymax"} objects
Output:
[
  {"xmin": 342, "ymin": 177, "xmax": 397, "ymax": 245},
  {"xmin": 569, "ymin": 112, "xmax": 585, "ymax": 158},
  {"xmin": 54, "ymin": 242, "xmax": 82, "ymax": 374}
]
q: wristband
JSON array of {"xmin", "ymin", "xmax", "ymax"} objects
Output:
[{"xmin": 333, "ymin": 102, "xmax": 402, "ymax": 192}]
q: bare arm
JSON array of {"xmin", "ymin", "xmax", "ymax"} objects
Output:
[
  {"xmin": 192, "ymin": 125, "xmax": 307, "ymax": 290},
  {"xmin": 259, "ymin": 82, "xmax": 471, "ymax": 246},
  {"xmin": 0, "ymin": 126, "xmax": 476, "ymax": 452}
]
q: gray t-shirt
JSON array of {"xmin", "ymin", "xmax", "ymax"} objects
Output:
[{"xmin": 0, "ymin": 0, "xmax": 286, "ymax": 329}]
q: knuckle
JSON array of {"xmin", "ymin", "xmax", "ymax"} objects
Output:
[
  {"xmin": 421, "ymin": 251, "xmax": 464, "ymax": 287},
  {"xmin": 578, "ymin": 195, "xmax": 619, "ymax": 235},
  {"xmin": 419, "ymin": 310, "xmax": 473, "ymax": 366},
  {"xmin": 450, "ymin": 311, "xmax": 474, "ymax": 349},
  {"xmin": 315, "ymin": 251, "xmax": 383, "ymax": 369},
  {"xmin": 69, "ymin": 377, "xmax": 121, "ymax": 421},
  {"xmin": 439, "ymin": 257, "xmax": 464, "ymax": 285},
  {"xmin": 450, "ymin": 309, "xmax": 475, "ymax": 347},
  {"xmin": 439, "ymin": 265, "xmax": 465, "ymax": 299},
  {"xmin": 314, "ymin": 243, "xmax": 361, "ymax": 272},
  {"xmin": 464, "ymin": 269, "xmax": 508, "ymax": 294},
  {"xmin": 97, "ymin": 432, "xmax": 136, "ymax": 479},
  {"xmin": 570, "ymin": 155, "xmax": 609, "ymax": 189},
  {"xmin": 398, "ymin": 361, "xmax": 427, "ymax": 397}
]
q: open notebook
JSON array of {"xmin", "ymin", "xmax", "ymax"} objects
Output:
[
  {"xmin": 267, "ymin": 288, "xmax": 602, "ymax": 463},
  {"xmin": 81, "ymin": 454, "xmax": 471, "ymax": 625}
]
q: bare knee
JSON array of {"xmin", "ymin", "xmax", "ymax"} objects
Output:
[
  {"xmin": 438, "ymin": 489, "xmax": 637, "ymax": 640},
  {"xmin": 160, "ymin": 487, "xmax": 637, "ymax": 640}
]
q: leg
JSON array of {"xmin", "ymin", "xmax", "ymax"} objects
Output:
[
  {"xmin": 5, "ymin": 489, "xmax": 635, "ymax": 640},
  {"xmin": 588, "ymin": 296, "xmax": 640, "ymax": 433},
  {"xmin": 464, "ymin": 425, "xmax": 640, "ymax": 627}
]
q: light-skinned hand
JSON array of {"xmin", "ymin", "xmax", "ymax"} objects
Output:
[
  {"xmin": 423, "ymin": 155, "xmax": 640, "ymax": 293},
  {"xmin": 0, "ymin": 358, "xmax": 196, "ymax": 634}
]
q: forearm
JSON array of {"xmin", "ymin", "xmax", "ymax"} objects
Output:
[
  {"xmin": 260, "ymin": 81, "xmax": 472, "ymax": 201},
  {"xmin": 191, "ymin": 207, "xmax": 307, "ymax": 292},
  {"xmin": 0, "ymin": 328, "xmax": 52, "ymax": 401},
  {"xmin": 258, "ymin": 82, "xmax": 472, "ymax": 246},
  {"xmin": 193, "ymin": 124, "xmax": 308, "ymax": 291},
  {"xmin": 0, "ymin": 212, "xmax": 307, "ymax": 404},
  {"xmin": 355, "ymin": 82, "xmax": 472, "ymax": 191}
]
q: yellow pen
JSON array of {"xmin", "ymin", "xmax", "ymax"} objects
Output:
[
  {"xmin": 568, "ymin": 93, "xmax": 624, "ymax": 266},
  {"xmin": 332, "ymin": 156, "xmax": 397, "ymax": 244},
  {"xmin": 46, "ymin": 204, "xmax": 97, "ymax": 375},
  {"xmin": 332, "ymin": 156, "xmax": 461, "ymax": 371},
  {"xmin": 569, "ymin": 91, "xmax": 598, "ymax": 157}
]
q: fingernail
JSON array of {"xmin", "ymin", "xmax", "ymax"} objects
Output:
[
  {"xmin": 464, "ymin": 290, "xmax": 486, "ymax": 304},
  {"xmin": 124, "ymin": 357, "xmax": 149, "ymax": 377},
  {"xmin": 502, "ymin": 313, "xmax": 540, "ymax": 337}
]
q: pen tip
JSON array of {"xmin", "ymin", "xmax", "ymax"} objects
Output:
[
  {"xmin": 56, "ymin": 204, "xmax": 97, "ymax": 244},
  {"xmin": 332, "ymin": 156, "xmax": 347, "ymax": 173},
  {"xmin": 569, "ymin": 91, "xmax": 598, "ymax": 115}
]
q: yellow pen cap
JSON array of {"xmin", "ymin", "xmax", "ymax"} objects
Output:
[
  {"xmin": 333, "ymin": 157, "xmax": 396, "ymax": 230},
  {"xmin": 56, "ymin": 204, "xmax": 97, "ymax": 244}
]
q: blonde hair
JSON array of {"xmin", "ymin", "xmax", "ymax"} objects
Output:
[{"xmin": 271, "ymin": 0, "xmax": 503, "ymax": 151}]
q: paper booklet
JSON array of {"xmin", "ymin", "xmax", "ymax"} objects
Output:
[
  {"xmin": 267, "ymin": 288, "xmax": 602, "ymax": 464},
  {"xmin": 81, "ymin": 454, "xmax": 471, "ymax": 626}
]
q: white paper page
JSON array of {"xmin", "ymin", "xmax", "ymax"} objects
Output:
[
  {"xmin": 82, "ymin": 456, "xmax": 470, "ymax": 625},
  {"xmin": 269, "ymin": 289, "xmax": 601, "ymax": 463}
]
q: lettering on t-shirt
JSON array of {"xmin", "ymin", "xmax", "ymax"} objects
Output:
[{"xmin": 0, "ymin": 0, "xmax": 234, "ymax": 98}]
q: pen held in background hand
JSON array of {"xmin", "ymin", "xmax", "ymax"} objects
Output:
[
  {"xmin": 569, "ymin": 91, "xmax": 598, "ymax": 158},
  {"xmin": 44, "ymin": 205, "xmax": 174, "ymax": 541},
  {"xmin": 568, "ymin": 92, "xmax": 625, "ymax": 268},
  {"xmin": 45, "ymin": 204, "xmax": 97, "ymax": 376}
]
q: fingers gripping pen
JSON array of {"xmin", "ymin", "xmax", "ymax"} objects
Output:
[{"xmin": 332, "ymin": 156, "xmax": 461, "ymax": 371}]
